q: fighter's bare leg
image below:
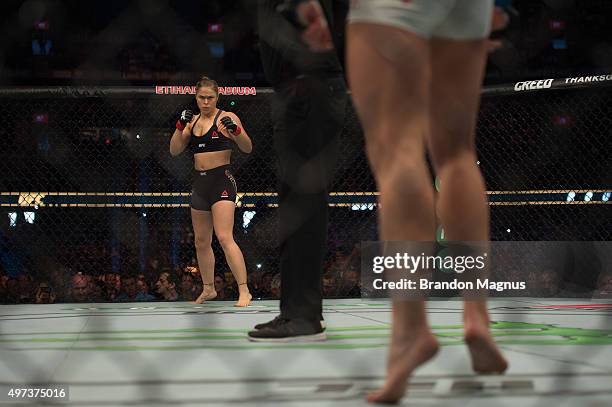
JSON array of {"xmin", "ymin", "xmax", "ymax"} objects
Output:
[
  {"xmin": 212, "ymin": 201, "xmax": 251, "ymax": 307},
  {"xmin": 191, "ymin": 208, "xmax": 217, "ymax": 303},
  {"xmin": 428, "ymin": 36, "xmax": 507, "ymax": 375},
  {"xmin": 347, "ymin": 23, "xmax": 438, "ymax": 404}
]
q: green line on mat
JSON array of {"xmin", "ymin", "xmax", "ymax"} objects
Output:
[{"xmin": 2, "ymin": 321, "xmax": 611, "ymax": 348}]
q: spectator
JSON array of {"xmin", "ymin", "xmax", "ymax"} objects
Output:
[
  {"xmin": 539, "ymin": 269, "xmax": 559, "ymax": 297},
  {"xmin": 117, "ymin": 274, "xmax": 155, "ymax": 302},
  {"xmin": 595, "ymin": 273, "xmax": 612, "ymax": 297},
  {"xmin": 192, "ymin": 277, "xmax": 203, "ymax": 301},
  {"xmin": 148, "ymin": 259, "xmax": 160, "ymax": 276},
  {"xmin": 4, "ymin": 278, "xmax": 20, "ymax": 304},
  {"xmin": 327, "ymin": 249, "xmax": 350, "ymax": 275},
  {"xmin": 155, "ymin": 271, "xmax": 179, "ymax": 301},
  {"xmin": 18, "ymin": 274, "xmax": 35, "ymax": 303},
  {"xmin": 102, "ymin": 272, "xmax": 120, "ymax": 301},
  {"xmin": 35, "ymin": 282, "xmax": 56, "ymax": 304},
  {"xmin": 70, "ymin": 272, "xmax": 91, "ymax": 302},
  {"xmin": 90, "ymin": 278, "xmax": 105, "ymax": 302},
  {"xmin": 136, "ymin": 276, "xmax": 153, "ymax": 298},
  {"xmin": 322, "ymin": 273, "xmax": 337, "ymax": 298},
  {"xmin": 214, "ymin": 273, "xmax": 227, "ymax": 300},
  {"xmin": 248, "ymin": 270, "xmax": 264, "ymax": 298},
  {"xmin": 526, "ymin": 271, "xmax": 539, "ymax": 296},
  {"xmin": 259, "ymin": 272, "xmax": 274, "ymax": 298},
  {"xmin": 180, "ymin": 272, "xmax": 197, "ymax": 301},
  {"xmin": 0, "ymin": 272, "xmax": 7, "ymax": 302},
  {"xmin": 339, "ymin": 269, "xmax": 361, "ymax": 298},
  {"xmin": 348, "ymin": 243, "xmax": 361, "ymax": 273},
  {"xmin": 270, "ymin": 274, "xmax": 281, "ymax": 299},
  {"xmin": 49, "ymin": 268, "xmax": 68, "ymax": 302}
]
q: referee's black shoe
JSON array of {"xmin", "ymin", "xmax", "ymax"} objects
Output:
[
  {"xmin": 253, "ymin": 315, "xmax": 326, "ymax": 331},
  {"xmin": 247, "ymin": 318, "xmax": 326, "ymax": 342}
]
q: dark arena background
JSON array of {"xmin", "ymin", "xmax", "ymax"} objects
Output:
[{"xmin": 0, "ymin": 1, "xmax": 611, "ymax": 406}]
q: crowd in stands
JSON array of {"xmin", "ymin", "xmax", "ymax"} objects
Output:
[
  {"xmin": 0, "ymin": 218, "xmax": 364, "ymax": 304},
  {"xmin": 2, "ymin": 241, "xmax": 611, "ymax": 304},
  {"xmin": 0, "ymin": 243, "xmax": 362, "ymax": 304}
]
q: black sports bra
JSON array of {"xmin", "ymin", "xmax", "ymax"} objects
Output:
[{"xmin": 189, "ymin": 109, "xmax": 233, "ymax": 154}]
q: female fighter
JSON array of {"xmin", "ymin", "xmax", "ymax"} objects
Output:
[{"xmin": 170, "ymin": 76, "xmax": 253, "ymax": 307}]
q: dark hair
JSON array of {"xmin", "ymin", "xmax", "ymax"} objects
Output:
[
  {"xmin": 163, "ymin": 271, "xmax": 178, "ymax": 288},
  {"xmin": 195, "ymin": 76, "xmax": 219, "ymax": 95},
  {"xmin": 122, "ymin": 274, "xmax": 137, "ymax": 283}
]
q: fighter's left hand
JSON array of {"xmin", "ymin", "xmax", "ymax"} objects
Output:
[
  {"xmin": 491, "ymin": 6, "xmax": 510, "ymax": 32},
  {"xmin": 218, "ymin": 116, "xmax": 236, "ymax": 139},
  {"xmin": 487, "ymin": 6, "xmax": 510, "ymax": 53}
]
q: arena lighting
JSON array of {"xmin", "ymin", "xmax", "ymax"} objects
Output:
[
  {"xmin": 33, "ymin": 113, "xmax": 48, "ymax": 124},
  {"xmin": 549, "ymin": 20, "xmax": 566, "ymax": 31},
  {"xmin": 603, "ymin": 192, "xmax": 611, "ymax": 202},
  {"xmin": 256, "ymin": 264, "xmax": 262, "ymax": 269},
  {"xmin": 24, "ymin": 212, "xmax": 35, "ymax": 224},
  {"xmin": 584, "ymin": 192, "xmax": 593, "ymax": 202},
  {"xmin": 507, "ymin": 228, "xmax": 511, "ymax": 233},
  {"xmin": 8, "ymin": 212, "xmax": 17, "ymax": 227},
  {"xmin": 552, "ymin": 38, "xmax": 567, "ymax": 50},
  {"xmin": 243, "ymin": 210, "xmax": 256, "ymax": 229},
  {"xmin": 566, "ymin": 191, "xmax": 576, "ymax": 202},
  {"xmin": 34, "ymin": 20, "xmax": 49, "ymax": 30},
  {"xmin": 351, "ymin": 204, "xmax": 375, "ymax": 211},
  {"xmin": 554, "ymin": 115, "xmax": 571, "ymax": 126},
  {"xmin": 208, "ymin": 42, "xmax": 224, "ymax": 58},
  {"xmin": 142, "ymin": 212, "xmax": 147, "ymax": 217},
  {"xmin": 207, "ymin": 23, "xmax": 222, "ymax": 33}
]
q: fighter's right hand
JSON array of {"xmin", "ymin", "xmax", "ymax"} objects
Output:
[
  {"xmin": 176, "ymin": 109, "xmax": 193, "ymax": 131},
  {"xmin": 298, "ymin": 0, "xmax": 333, "ymax": 53}
]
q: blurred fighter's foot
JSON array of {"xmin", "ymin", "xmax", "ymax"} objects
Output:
[
  {"xmin": 192, "ymin": 284, "xmax": 217, "ymax": 304},
  {"xmin": 464, "ymin": 312, "xmax": 508, "ymax": 374},
  {"xmin": 367, "ymin": 327, "xmax": 439, "ymax": 404}
]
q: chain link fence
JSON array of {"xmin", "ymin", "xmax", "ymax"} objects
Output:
[{"xmin": 0, "ymin": 80, "xmax": 610, "ymax": 304}]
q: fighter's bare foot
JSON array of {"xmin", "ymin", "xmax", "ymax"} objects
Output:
[
  {"xmin": 234, "ymin": 292, "xmax": 252, "ymax": 307},
  {"xmin": 463, "ymin": 302, "xmax": 508, "ymax": 374},
  {"xmin": 367, "ymin": 330, "xmax": 439, "ymax": 404},
  {"xmin": 464, "ymin": 322, "xmax": 508, "ymax": 374},
  {"xmin": 234, "ymin": 284, "xmax": 252, "ymax": 307},
  {"xmin": 192, "ymin": 285, "xmax": 217, "ymax": 304}
]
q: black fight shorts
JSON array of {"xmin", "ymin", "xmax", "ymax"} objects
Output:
[{"xmin": 191, "ymin": 165, "xmax": 237, "ymax": 211}]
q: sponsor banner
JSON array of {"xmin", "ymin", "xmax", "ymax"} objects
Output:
[
  {"xmin": 564, "ymin": 74, "xmax": 612, "ymax": 85},
  {"xmin": 513, "ymin": 74, "xmax": 612, "ymax": 92},
  {"xmin": 514, "ymin": 79, "xmax": 554, "ymax": 91},
  {"xmin": 154, "ymin": 85, "xmax": 257, "ymax": 95}
]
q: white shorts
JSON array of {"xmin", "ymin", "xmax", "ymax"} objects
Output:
[{"xmin": 348, "ymin": 0, "xmax": 493, "ymax": 40}]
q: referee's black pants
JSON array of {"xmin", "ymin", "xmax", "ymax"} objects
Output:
[{"xmin": 271, "ymin": 74, "xmax": 347, "ymax": 321}]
